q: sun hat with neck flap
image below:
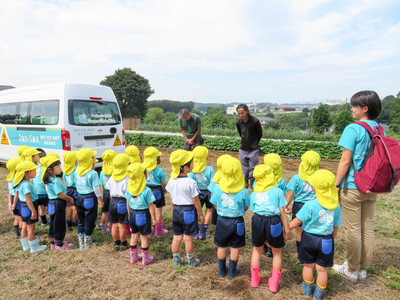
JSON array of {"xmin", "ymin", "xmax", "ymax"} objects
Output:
[
  {"xmin": 22, "ymin": 148, "xmax": 41, "ymax": 161},
  {"xmin": 298, "ymin": 150, "xmax": 321, "ymax": 182},
  {"xmin": 169, "ymin": 149, "xmax": 193, "ymax": 179},
  {"xmin": 76, "ymin": 148, "xmax": 97, "ymax": 176},
  {"xmin": 253, "ymin": 164, "xmax": 277, "ymax": 193},
  {"xmin": 213, "ymin": 154, "xmax": 232, "ymax": 184},
  {"xmin": 102, "ymin": 150, "xmax": 117, "ymax": 176},
  {"xmin": 219, "ymin": 157, "xmax": 245, "ymax": 194},
  {"xmin": 6, "ymin": 158, "xmax": 23, "ymax": 182},
  {"xmin": 125, "ymin": 145, "xmax": 141, "ymax": 164},
  {"xmin": 264, "ymin": 153, "xmax": 283, "ymax": 183},
  {"xmin": 14, "ymin": 161, "xmax": 39, "ymax": 187},
  {"xmin": 127, "ymin": 163, "xmax": 147, "ymax": 195},
  {"xmin": 17, "ymin": 145, "xmax": 30, "ymax": 160},
  {"xmin": 192, "ymin": 146, "xmax": 208, "ymax": 174},
  {"xmin": 40, "ymin": 155, "xmax": 60, "ymax": 180},
  {"xmin": 112, "ymin": 153, "xmax": 130, "ymax": 182},
  {"xmin": 143, "ymin": 147, "xmax": 162, "ymax": 172},
  {"xmin": 307, "ymin": 169, "xmax": 339, "ymax": 210},
  {"xmin": 63, "ymin": 151, "xmax": 77, "ymax": 176}
]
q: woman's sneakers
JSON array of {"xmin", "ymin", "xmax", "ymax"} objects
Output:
[
  {"xmin": 358, "ymin": 270, "xmax": 367, "ymax": 281},
  {"xmin": 332, "ymin": 262, "xmax": 359, "ymax": 282}
]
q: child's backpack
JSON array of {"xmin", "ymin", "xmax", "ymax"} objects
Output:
[{"xmin": 345, "ymin": 122, "xmax": 400, "ymax": 193}]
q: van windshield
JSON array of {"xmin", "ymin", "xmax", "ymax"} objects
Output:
[{"xmin": 69, "ymin": 100, "xmax": 121, "ymax": 126}]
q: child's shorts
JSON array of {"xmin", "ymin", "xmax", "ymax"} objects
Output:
[
  {"xmin": 199, "ymin": 190, "xmax": 213, "ymax": 209},
  {"xmin": 172, "ymin": 205, "xmax": 199, "ymax": 236},
  {"xmin": 150, "ymin": 186, "xmax": 165, "ymax": 208},
  {"xmin": 108, "ymin": 197, "xmax": 129, "ymax": 224},
  {"xmin": 214, "ymin": 216, "xmax": 246, "ymax": 248},
  {"xmin": 11, "ymin": 195, "xmax": 21, "ymax": 216},
  {"xmin": 129, "ymin": 208, "xmax": 152, "ymax": 235},
  {"xmin": 298, "ymin": 231, "xmax": 334, "ymax": 267},
  {"xmin": 292, "ymin": 202, "xmax": 305, "ymax": 220},
  {"xmin": 20, "ymin": 201, "xmax": 39, "ymax": 224},
  {"xmin": 101, "ymin": 189, "xmax": 111, "ymax": 213},
  {"xmin": 37, "ymin": 194, "xmax": 49, "ymax": 207},
  {"xmin": 251, "ymin": 214, "xmax": 285, "ymax": 249},
  {"xmin": 66, "ymin": 187, "xmax": 78, "ymax": 203}
]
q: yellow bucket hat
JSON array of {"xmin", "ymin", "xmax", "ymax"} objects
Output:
[
  {"xmin": 264, "ymin": 153, "xmax": 283, "ymax": 183},
  {"xmin": 47, "ymin": 152, "xmax": 60, "ymax": 160},
  {"xmin": 63, "ymin": 151, "xmax": 77, "ymax": 176},
  {"xmin": 307, "ymin": 170, "xmax": 338, "ymax": 210},
  {"xmin": 253, "ymin": 164, "xmax": 277, "ymax": 193},
  {"xmin": 14, "ymin": 161, "xmax": 39, "ymax": 187},
  {"xmin": 112, "ymin": 153, "xmax": 130, "ymax": 182},
  {"xmin": 6, "ymin": 158, "xmax": 23, "ymax": 182},
  {"xmin": 102, "ymin": 150, "xmax": 117, "ymax": 176},
  {"xmin": 22, "ymin": 148, "xmax": 41, "ymax": 161},
  {"xmin": 298, "ymin": 151, "xmax": 321, "ymax": 182},
  {"xmin": 126, "ymin": 163, "xmax": 147, "ymax": 195},
  {"xmin": 40, "ymin": 155, "xmax": 61, "ymax": 180},
  {"xmin": 169, "ymin": 149, "xmax": 194, "ymax": 179},
  {"xmin": 17, "ymin": 145, "xmax": 30, "ymax": 159},
  {"xmin": 76, "ymin": 148, "xmax": 97, "ymax": 176},
  {"xmin": 219, "ymin": 157, "xmax": 245, "ymax": 194},
  {"xmin": 125, "ymin": 145, "xmax": 141, "ymax": 164},
  {"xmin": 192, "ymin": 146, "xmax": 208, "ymax": 174},
  {"xmin": 143, "ymin": 147, "xmax": 162, "ymax": 172},
  {"xmin": 213, "ymin": 154, "xmax": 232, "ymax": 184}
]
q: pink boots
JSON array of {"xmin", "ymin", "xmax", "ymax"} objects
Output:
[
  {"xmin": 129, "ymin": 247, "xmax": 142, "ymax": 265},
  {"xmin": 154, "ymin": 220, "xmax": 168, "ymax": 236},
  {"xmin": 141, "ymin": 249, "xmax": 155, "ymax": 266},
  {"xmin": 268, "ymin": 268, "xmax": 282, "ymax": 293},
  {"xmin": 250, "ymin": 264, "xmax": 261, "ymax": 288}
]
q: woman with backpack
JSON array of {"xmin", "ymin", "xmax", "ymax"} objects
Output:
[{"xmin": 333, "ymin": 90, "xmax": 382, "ymax": 283}]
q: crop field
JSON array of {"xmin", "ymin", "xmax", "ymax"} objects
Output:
[{"xmin": 1, "ymin": 147, "xmax": 400, "ymax": 299}]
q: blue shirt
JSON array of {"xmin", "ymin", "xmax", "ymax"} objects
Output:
[
  {"xmin": 63, "ymin": 171, "xmax": 77, "ymax": 188},
  {"xmin": 8, "ymin": 180, "xmax": 16, "ymax": 196},
  {"xmin": 100, "ymin": 171, "xmax": 112, "ymax": 190},
  {"xmin": 250, "ymin": 187, "xmax": 287, "ymax": 216},
  {"xmin": 146, "ymin": 167, "xmax": 167, "ymax": 187},
  {"xmin": 210, "ymin": 186, "xmax": 250, "ymax": 218},
  {"xmin": 125, "ymin": 186, "xmax": 156, "ymax": 210},
  {"xmin": 46, "ymin": 177, "xmax": 67, "ymax": 200},
  {"xmin": 76, "ymin": 170, "xmax": 100, "ymax": 194},
  {"xmin": 207, "ymin": 180, "xmax": 217, "ymax": 193},
  {"xmin": 296, "ymin": 200, "xmax": 342, "ymax": 235},
  {"xmin": 338, "ymin": 120, "xmax": 380, "ymax": 190},
  {"xmin": 277, "ymin": 178, "xmax": 288, "ymax": 194},
  {"xmin": 18, "ymin": 180, "xmax": 38, "ymax": 202},
  {"xmin": 32, "ymin": 166, "xmax": 47, "ymax": 195},
  {"xmin": 189, "ymin": 166, "xmax": 215, "ymax": 190},
  {"xmin": 287, "ymin": 174, "xmax": 316, "ymax": 203}
]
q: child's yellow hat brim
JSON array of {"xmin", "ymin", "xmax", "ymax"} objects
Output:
[{"xmin": 307, "ymin": 170, "xmax": 338, "ymax": 210}]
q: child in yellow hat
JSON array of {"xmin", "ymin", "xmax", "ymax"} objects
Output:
[
  {"xmin": 14, "ymin": 161, "xmax": 47, "ymax": 253},
  {"xmin": 210, "ymin": 157, "xmax": 249, "ymax": 278},
  {"xmin": 17, "ymin": 145, "xmax": 30, "ymax": 160},
  {"xmin": 106, "ymin": 153, "xmax": 131, "ymax": 252},
  {"xmin": 143, "ymin": 147, "xmax": 168, "ymax": 236},
  {"xmin": 290, "ymin": 170, "xmax": 342, "ymax": 299},
  {"xmin": 285, "ymin": 150, "xmax": 320, "ymax": 254},
  {"xmin": 63, "ymin": 151, "xmax": 78, "ymax": 230},
  {"xmin": 6, "ymin": 157, "xmax": 23, "ymax": 239},
  {"xmin": 166, "ymin": 149, "xmax": 204, "ymax": 267},
  {"xmin": 126, "ymin": 163, "xmax": 157, "ymax": 266},
  {"xmin": 249, "ymin": 164, "xmax": 292, "ymax": 292},
  {"xmin": 189, "ymin": 146, "xmax": 215, "ymax": 240},
  {"xmin": 75, "ymin": 148, "xmax": 104, "ymax": 250},
  {"xmin": 41, "ymin": 156, "xmax": 74, "ymax": 250},
  {"xmin": 99, "ymin": 150, "xmax": 117, "ymax": 235},
  {"xmin": 125, "ymin": 145, "xmax": 141, "ymax": 164}
]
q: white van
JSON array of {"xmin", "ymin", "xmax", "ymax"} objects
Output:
[{"xmin": 0, "ymin": 83, "xmax": 125, "ymax": 164}]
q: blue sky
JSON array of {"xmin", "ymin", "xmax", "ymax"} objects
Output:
[{"xmin": 0, "ymin": 0, "xmax": 399, "ymax": 103}]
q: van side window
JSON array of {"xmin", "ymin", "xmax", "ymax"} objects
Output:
[
  {"xmin": 31, "ymin": 100, "xmax": 59, "ymax": 125},
  {"xmin": 0, "ymin": 103, "xmax": 18, "ymax": 124}
]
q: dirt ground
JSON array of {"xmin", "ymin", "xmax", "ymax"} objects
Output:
[{"xmin": 0, "ymin": 147, "xmax": 399, "ymax": 300}]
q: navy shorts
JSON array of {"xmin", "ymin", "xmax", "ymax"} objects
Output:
[
  {"xmin": 66, "ymin": 187, "xmax": 78, "ymax": 203},
  {"xmin": 298, "ymin": 231, "xmax": 334, "ymax": 267},
  {"xmin": 292, "ymin": 202, "xmax": 305, "ymax": 220},
  {"xmin": 172, "ymin": 205, "xmax": 199, "ymax": 236},
  {"xmin": 108, "ymin": 197, "xmax": 129, "ymax": 224},
  {"xmin": 214, "ymin": 216, "xmax": 246, "ymax": 248},
  {"xmin": 101, "ymin": 189, "xmax": 111, "ymax": 213},
  {"xmin": 20, "ymin": 201, "xmax": 39, "ymax": 224},
  {"xmin": 11, "ymin": 195, "xmax": 21, "ymax": 216},
  {"xmin": 129, "ymin": 208, "xmax": 152, "ymax": 235},
  {"xmin": 149, "ymin": 186, "xmax": 165, "ymax": 208},
  {"xmin": 199, "ymin": 190, "xmax": 213, "ymax": 209},
  {"xmin": 37, "ymin": 194, "xmax": 49, "ymax": 207},
  {"xmin": 251, "ymin": 214, "xmax": 285, "ymax": 248}
]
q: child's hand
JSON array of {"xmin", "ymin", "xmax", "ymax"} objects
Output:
[
  {"xmin": 11, "ymin": 204, "xmax": 16, "ymax": 210},
  {"xmin": 31, "ymin": 210, "xmax": 37, "ymax": 220},
  {"xmin": 8, "ymin": 203, "xmax": 12, "ymax": 211},
  {"xmin": 284, "ymin": 231, "xmax": 292, "ymax": 241},
  {"xmin": 198, "ymin": 214, "xmax": 204, "ymax": 224},
  {"xmin": 284, "ymin": 205, "xmax": 292, "ymax": 214},
  {"xmin": 99, "ymin": 201, "xmax": 104, "ymax": 208},
  {"xmin": 151, "ymin": 219, "xmax": 157, "ymax": 226}
]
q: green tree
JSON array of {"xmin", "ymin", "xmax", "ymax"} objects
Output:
[
  {"xmin": 310, "ymin": 105, "xmax": 332, "ymax": 134},
  {"xmin": 206, "ymin": 107, "xmax": 226, "ymax": 115},
  {"xmin": 191, "ymin": 108, "xmax": 203, "ymax": 116},
  {"xmin": 144, "ymin": 107, "xmax": 165, "ymax": 124},
  {"xmin": 333, "ymin": 110, "xmax": 354, "ymax": 134},
  {"xmin": 203, "ymin": 112, "xmax": 228, "ymax": 127},
  {"xmin": 377, "ymin": 95, "xmax": 396, "ymax": 124},
  {"xmin": 148, "ymin": 100, "xmax": 194, "ymax": 113},
  {"xmin": 265, "ymin": 112, "xmax": 274, "ymax": 118},
  {"xmin": 390, "ymin": 97, "xmax": 400, "ymax": 124},
  {"xmin": 165, "ymin": 112, "xmax": 178, "ymax": 123},
  {"xmin": 100, "ymin": 68, "xmax": 154, "ymax": 119}
]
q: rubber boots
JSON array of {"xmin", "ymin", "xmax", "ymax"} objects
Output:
[
  {"xmin": 20, "ymin": 237, "xmax": 30, "ymax": 251},
  {"xmin": 229, "ymin": 259, "xmax": 240, "ymax": 279},
  {"xmin": 155, "ymin": 220, "xmax": 168, "ymax": 236},
  {"xmin": 29, "ymin": 238, "xmax": 47, "ymax": 253},
  {"xmin": 141, "ymin": 249, "xmax": 155, "ymax": 267},
  {"xmin": 250, "ymin": 264, "xmax": 261, "ymax": 287},
  {"xmin": 78, "ymin": 235, "xmax": 84, "ymax": 251},
  {"xmin": 218, "ymin": 258, "xmax": 227, "ymax": 277},
  {"xmin": 130, "ymin": 247, "xmax": 142, "ymax": 265},
  {"xmin": 198, "ymin": 224, "xmax": 211, "ymax": 240},
  {"xmin": 268, "ymin": 268, "xmax": 282, "ymax": 293}
]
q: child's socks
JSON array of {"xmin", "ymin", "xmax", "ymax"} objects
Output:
[
  {"xmin": 14, "ymin": 225, "xmax": 20, "ymax": 238},
  {"xmin": 218, "ymin": 258, "xmax": 227, "ymax": 277},
  {"xmin": 228, "ymin": 259, "xmax": 240, "ymax": 278},
  {"xmin": 268, "ymin": 268, "xmax": 282, "ymax": 293}
]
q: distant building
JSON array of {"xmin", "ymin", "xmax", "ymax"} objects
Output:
[
  {"xmin": 323, "ymin": 99, "xmax": 344, "ymax": 106},
  {"xmin": 226, "ymin": 105, "xmax": 238, "ymax": 115}
]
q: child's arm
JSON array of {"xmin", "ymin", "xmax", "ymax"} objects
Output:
[
  {"xmin": 161, "ymin": 179, "xmax": 167, "ymax": 192},
  {"xmin": 93, "ymin": 185, "xmax": 104, "ymax": 208},
  {"xmin": 192, "ymin": 196, "xmax": 204, "ymax": 223},
  {"xmin": 25, "ymin": 194, "xmax": 37, "ymax": 220},
  {"xmin": 279, "ymin": 207, "xmax": 292, "ymax": 241},
  {"xmin": 168, "ymin": 193, "xmax": 174, "ymax": 209},
  {"xmin": 126, "ymin": 199, "xmax": 130, "ymax": 219},
  {"xmin": 149, "ymin": 202, "xmax": 156, "ymax": 226},
  {"xmin": 289, "ymin": 217, "xmax": 302, "ymax": 230},
  {"xmin": 11, "ymin": 191, "xmax": 19, "ymax": 210},
  {"xmin": 57, "ymin": 192, "xmax": 74, "ymax": 206},
  {"xmin": 333, "ymin": 226, "xmax": 339, "ymax": 239},
  {"xmin": 284, "ymin": 190, "xmax": 294, "ymax": 214},
  {"xmin": 8, "ymin": 193, "xmax": 12, "ymax": 211}
]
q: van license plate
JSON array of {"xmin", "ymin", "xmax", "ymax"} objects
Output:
[{"xmin": 96, "ymin": 140, "xmax": 106, "ymax": 147}]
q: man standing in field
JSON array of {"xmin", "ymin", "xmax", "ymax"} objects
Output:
[
  {"xmin": 236, "ymin": 104, "xmax": 263, "ymax": 188},
  {"xmin": 179, "ymin": 108, "xmax": 203, "ymax": 151}
]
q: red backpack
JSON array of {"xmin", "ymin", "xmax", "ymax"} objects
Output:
[{"xmin": 345, "ymin": 122, "xmax": 400, "ymax": 193}]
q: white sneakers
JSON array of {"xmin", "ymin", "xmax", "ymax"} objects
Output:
[
  {"xmin": 332, "ymin": 262, "xmax": 359, "ymax": 283},
  {"xmin": 358, "ymin": 269, "xmax": 368, "ymax": 281}
]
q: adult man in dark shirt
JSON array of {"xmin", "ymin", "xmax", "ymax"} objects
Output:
[
  {"xmin": 235, "ymin": 104, "xmax": 263, "ymax": 188},
  {"xmin": 179, "ymin": 108, "xmax": 203, "ymax": 150}
]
